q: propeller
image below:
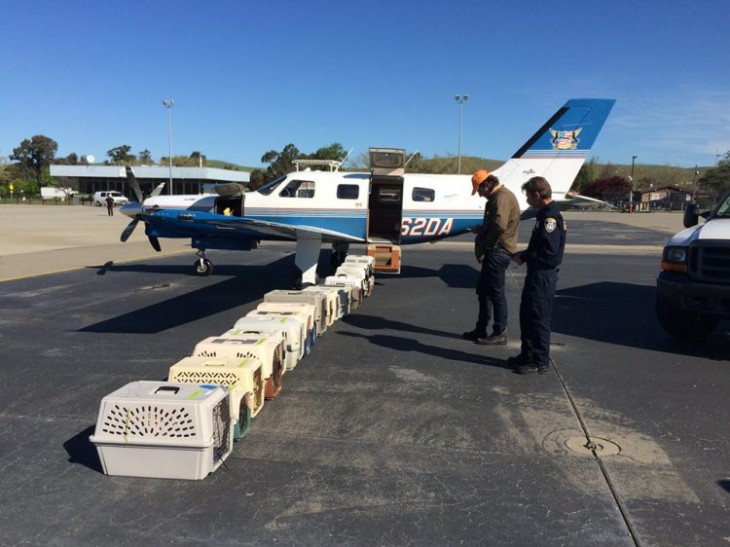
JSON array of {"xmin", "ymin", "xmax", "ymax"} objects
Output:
[{"xmin": 119, "ymin": 166, "xmax": 164, "ymax": 251}]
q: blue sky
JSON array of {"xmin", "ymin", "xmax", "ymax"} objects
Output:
[{"xmin": 1, "ymin": 0, "xmax": 728, "ymax": 170}]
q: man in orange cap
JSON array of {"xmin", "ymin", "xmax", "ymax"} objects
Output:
[{"xmin": 463, "ymin": 170, "xmax": 521, "ymax": 345}]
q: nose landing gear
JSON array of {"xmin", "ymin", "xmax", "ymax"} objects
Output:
[{"xmin": 194, "ymin": 250, "xmax": 213, "ymax": 276}]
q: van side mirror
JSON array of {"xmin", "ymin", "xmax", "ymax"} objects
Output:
[{"xmin": 683, "ymin": 202, "xmax": 699, "ymax": 228}]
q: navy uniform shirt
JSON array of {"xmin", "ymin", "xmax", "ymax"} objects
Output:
[{"xmin": 522, "ymin": 201, "xmax": 566, "ymax": 270}]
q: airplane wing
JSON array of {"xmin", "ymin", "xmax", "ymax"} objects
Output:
[
  {"xmin": 557, "ymin": 194, "xmax": 616, "ymax": 211},
  {"xmin": 140, "ymin": 210, "xmax": 366, "ymax": 243},
  {"xmin": 234, "ymin": 216, "xmax": 365, "ymax": 241}
]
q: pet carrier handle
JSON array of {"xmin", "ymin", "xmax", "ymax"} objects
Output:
[{"xmin": 154, "ymin": 386, "xmax": 180, "ymax": 395}]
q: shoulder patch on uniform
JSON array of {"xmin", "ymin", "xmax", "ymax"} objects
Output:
[{"xmin": 544, "ymin": 218, "xmax": 557, "ymax": 233}]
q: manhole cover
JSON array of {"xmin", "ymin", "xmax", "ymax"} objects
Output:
[{"xmin": 565, "ymin": 436, "xmax": 621, "ymax": 456}]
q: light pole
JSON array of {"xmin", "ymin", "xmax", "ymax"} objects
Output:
[
  {"xmin": 454, "ymin": 94, "xmax": 469, "ymax": 174},
  {"xmin": 162, "ymin": 99, "xmax": 175, "ymax": 194},
  {"xmin": 629, "ymin": 155, "xmax": 637, "ymax": 212}
]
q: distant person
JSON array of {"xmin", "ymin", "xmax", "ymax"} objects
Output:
[
  {"xmin": 510, "ymin": 176, "xmax": 566, "ymax": 375},
  {"xmin": 463, "ymin": 170, "xmax": 521, "ymax": 345},
  {"xmin": 105, "ymin": 194, "xmax": 114, "ymax": 216}
]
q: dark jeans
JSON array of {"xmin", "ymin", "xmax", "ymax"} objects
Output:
[
  {"xmin": 475, "ymin": 248, "xmax": 512, "ymax": 335},
  {"xmin": 519, "ymin": 268, "xmax": 557, "ymax": 366}
]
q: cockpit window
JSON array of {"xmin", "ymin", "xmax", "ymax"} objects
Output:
[
  {"xmin": 257, "ymin": 175, "xmax": 287, "ymax": 196},
  {"xmin": 412, "ymin": 187, "xmax": 435, "ymax": 202},
  {"xmin": 337, "ymin": 184, "xmax": 359, "ymax": 200},
  {"xmin": 279, "ymin": 179, "xmax": 315, "ymax": 198}
]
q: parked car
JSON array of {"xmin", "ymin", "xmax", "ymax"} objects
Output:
[{"xmin": 93, "ymin": 191, "xmax": 129, "ymax": 207}]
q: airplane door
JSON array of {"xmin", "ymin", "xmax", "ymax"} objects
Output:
[
  {"xmin": 367, "ymin": 177, "xmax": 403, "ymax": 242},
  {"xmin": 367, "ymin": 148, "xmax": 405, "ymax": 243},
  {"xmin": 212, "ymin": 183, "xmax": 246, "ymax": 216}
]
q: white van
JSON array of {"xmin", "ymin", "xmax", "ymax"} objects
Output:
[{"xmin": 93, "ymin": 191, "xmax": 129, "ymax": 207}]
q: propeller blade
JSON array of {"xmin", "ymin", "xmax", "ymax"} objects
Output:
[
  {"xmin": 150, "ymin": 182, "xmax": 166, "ymax": 197},
  {"xmin": 148, "ymin": 236, "xmax": 162, "ymax": 252},
  {"xmin": 120, "ymin": 218, "xmax": 139, "ymax": 242},
  {"xmin": 125, "ymin": 166, "xmax": 144, "ymax": 203}
]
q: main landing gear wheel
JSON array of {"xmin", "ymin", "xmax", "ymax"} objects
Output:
[
  {"xmin": 330, "ymin": 241, "xmax": 350, "ymax": 273},
  {"xmin": 194, "ymin": 258, "xmax": 213, "ymax": 276},
  {"xmin": 329, "ymin": 251, "xmax": 347, "ymax": 272}
]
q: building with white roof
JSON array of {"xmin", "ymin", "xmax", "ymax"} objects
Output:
[{"xmin": 50, "ymin": 165, "xmax": 250, "ymax": 197}]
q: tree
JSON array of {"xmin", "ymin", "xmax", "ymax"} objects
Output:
[
  {"xmin": 307, "ymin": 143, "xmax": 348, "ymax": 163},
  {"xmin": 138, "ymin": 149, "xmax": 153, "ymax": 164},
  {"xmin": 573, "ymin": 158, "xmax": 598, "ymax": 191},
  {"xmin": 248, "ymin": 169, "xmax": 266, "ymax": 190},
  {"xmin": 697, "ymin": 151, "xmax": 730, "ymax": 194},
  {"xmin": 581, "ymin": 175, "xmax": 632, "ymax": 201},
  {"xmin": 10, "ymin": 135, "xmax": 58, "ymax": 186},
  {"xmin": 190, "ymin": 151, "xmax": 207, "ymax": 167},
  {"xmin": 106, "ymin": 145, "xmax": 134, "ymax": 164},
  {"xmin": 261, "ymin": 143, "xmax": 300, "ymax": 180}
]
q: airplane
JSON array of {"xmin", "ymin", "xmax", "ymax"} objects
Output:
[{"xmin": 119, "ymin": 98, "xmax": 615, "ymax": 286}]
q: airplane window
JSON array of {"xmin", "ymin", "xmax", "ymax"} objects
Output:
[
  {"xmin": 337, "ymin": 184, "xmax": 359, "ymax": 200},
  {"xmin": 279, "ymin": 179, "xmax": 316, "ymax": 198},
  {"xmin": 257, "ymin": 175, "xmax": 287, "ymax": 195},
  {"xmin": 412, "ymin": 188, "xmax": 435, "ymax": 202}
]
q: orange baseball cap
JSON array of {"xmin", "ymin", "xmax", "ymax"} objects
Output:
[{"xmin": 471, "ymin": 170, "xmax": 490, "ymax": 195}]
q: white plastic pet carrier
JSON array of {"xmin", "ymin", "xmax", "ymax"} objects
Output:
[
  {"xmin": 324, "ymin": 273, "xmax": 363, "ymax": 308},
  {"xmin": 231, "ymin": 315, "xmax": 304, "ymax": 369},
  {"xmin": 300, "ymin": 285, "xmax": 344, "ymax": 323},
  {"xmin": 168, "ymin": 356, "xmax": 265, "ymax": 441},
  {"xmin": 192, "ymin": 334, "xmax": 285, "ymax": 399},
  {"xmin": 263, "ymin": 289, "xmax": 328, "ymax": 334},
  {"xmin": 249, "ymin": 305, "xmax": 315, "ymax": 355},
  {"xmin": 89, "ymin": 381, "xmax": 233, "ymax": 480}
]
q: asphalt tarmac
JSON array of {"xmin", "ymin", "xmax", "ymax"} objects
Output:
[{"xmin": 0, "ymin": 205, "xmax": 727, "ymax": 546}]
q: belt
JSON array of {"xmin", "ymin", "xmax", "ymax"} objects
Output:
[{"xmin": 492, "ymin": 245, "xmax": 515, "ymax": 256}]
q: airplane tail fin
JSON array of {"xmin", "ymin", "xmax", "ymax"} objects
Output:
[{"xmin": 493, "ymin": 98, "xmax": 615, "ymax": 202}]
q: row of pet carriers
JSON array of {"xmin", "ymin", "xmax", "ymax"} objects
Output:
[
  {"xmin": 168, "ymin": 356, "xmax": 265, "ymax": 441},
  {"xmin": 263, "ymin": 290, "xmax": 328, "ymax": 335},
  {"xmin": 192, "ymin": 333, "xmax": 285, "ymax": 400}
]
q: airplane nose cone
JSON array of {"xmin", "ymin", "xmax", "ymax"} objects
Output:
[{"xmin": 120, "ymin": 202, "xmax": 142, "ymax": 218}]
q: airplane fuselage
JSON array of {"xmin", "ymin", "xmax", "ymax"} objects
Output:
[
  {"xmin": 123, "ymin": 170, "xmax": 536, "ymax": 248},
  {"xmin": 118, "ymin": 98, "xmax": 616, "ymax": 282}
]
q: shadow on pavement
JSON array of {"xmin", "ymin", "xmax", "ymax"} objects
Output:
[
  {"xmin": 554, "ymin": 281, "xmax": 728, "ymax": 360},
  {"xmin": 79, "ymin": 257, "xmax": 295, "ymax": 334},
  {"xmin": 337, "ymin": 331, "xmax": 512, "ymax": 370},
  {"xmin": 64, "ymin": 426, "xmax": 103, "ymax": 474}
]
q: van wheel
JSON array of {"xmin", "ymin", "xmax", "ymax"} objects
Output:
[
  {"xmin": 194, "ymin": 258, "xmax": 213, "ymax": 276},
  {"xmin": 655, "ymin": 293, "xmax": 719, "ymax": 339}
]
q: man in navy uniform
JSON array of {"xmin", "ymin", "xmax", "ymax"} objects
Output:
[{"xmin": 510, "ymin": 176, "xmax": 566, "ymax": 375}]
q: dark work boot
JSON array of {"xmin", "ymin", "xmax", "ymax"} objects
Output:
[
  {"xmin": 462, "ymin": 328, "xmax": 486, "ymax": 341},
  {"xmin": 475, "ymin": 331, "xmax": 507, "ymax": 346},
  {"xmin": 517, "ymin": 363, "xmax": 549, "ymax": 375}
]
